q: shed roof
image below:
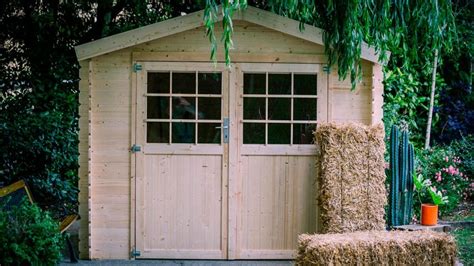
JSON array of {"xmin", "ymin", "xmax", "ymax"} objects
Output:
[{"xmin": 75, "ymin": 6, "xmax": 382, "ymax": 63}]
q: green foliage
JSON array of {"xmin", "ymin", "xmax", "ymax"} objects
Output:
[
  {"xmin": 383, "ymin": 68, "xmax": 428, "ymax": 146},
  {"xmin": 383, "ymin": 68, "xmax": 446, "ymax": 147},
  {"xmin": 204, "ymin": 1, "xmax": 457, "ymax": 88},
  {"xmin": 415, "ymin": 145, "xmax": 472, "ymax": 215},
  {"xmin": 414, "ymin": 174, "xmax": 449, "ymax": 206},
  {"xmin": 0, "ymin": 0, "xmax": 173, "ymax": 217},
  {"xmin": 0, "ymin": 0, "xmax": 86, "ymax": 217},
  {"xmin": 204, "ymin": 0, "xmax": 247, "ymax": 65},
  {"xmin": 0, "ymin": 198, "xmax": 63, "ymax": 265},
  {"xmin": 448, "ymin": 136, "xmax": 474, "ymax": 186},
  {"xmin": 451, "ymin": 227, "xmax": 474, "ymax": 266},
  {"xmin": 388, "ymin": 125, "xmax": 415, "ymax": 226}
]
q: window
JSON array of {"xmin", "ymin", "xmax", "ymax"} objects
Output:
[
  {"xmin": 243, "ymin": 72, "xmax": 317, "ymax": 145},
  {"xmin": 146, "ymin": 71, "xmax": 222, "ymax": 144}
]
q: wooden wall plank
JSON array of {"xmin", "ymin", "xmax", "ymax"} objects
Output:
[
  {"xmin": 328, "ymin": 62, "xmax": 373, "ymax": 124},
  {"xmin": 134, "ymin": 21, "xmax": 325, "ymax": 56},
  {"xmin": 89, "ymin": 52, "xmax": 132, "ymax": 259}
]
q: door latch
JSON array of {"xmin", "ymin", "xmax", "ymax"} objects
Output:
[{"xmin": 223, "ymin": 118, "xmax": 229, "ymax": 143}]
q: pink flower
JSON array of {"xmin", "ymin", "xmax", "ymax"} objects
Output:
[
  {"xmin": 436, "ymin": 176, "xmax": 442, "ymax": 182},
  {"xmin": 384, "ymin": 162, "xmax": 389, "ymax": 169},
  {"xmin": 447, "ymin": 165, "xmax": 458, "ymax": 175},
  {"xmin": 445, "ymin": 156, "xmax": 449, "ymax": 162}
]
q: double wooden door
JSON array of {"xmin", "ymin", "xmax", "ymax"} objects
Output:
[{"xmin": 134, "ymin": 62, "xmax": 323, "ymax": 259}]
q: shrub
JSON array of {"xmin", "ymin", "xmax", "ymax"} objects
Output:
[
  {"xmin": 447, "ymin": 135, "xmax": 474, "ymax": 192},
  {"xmin": 416, "ymin": 145, "xmax": 472, "ymax": 216},
  {"xmin": 0, "ymin": 91, "xmax": 79, "ymax": 219},
  {"xmin": 0, "ymin": 198, "xmax": 63, "ymax": 265}
]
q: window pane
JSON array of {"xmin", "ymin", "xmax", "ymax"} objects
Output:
[
  {"xmin": 147, "ymin": 72, "xmax": 169, "ymax": 93},
  {"xmin": 147, "ymin": 122, "xmax": 169, "ymax": 143},
  {"xmin": 244, "ymin": 98, "xmax": 266, "ymax": 120},
  {"xmin": 243, "ymin": 123, "xmax": 265, "ymax": 144},
  {"xmin": 172, "ymin": 97, "xmax": 196, "ymax": 119},
  {"xmin": 293, "ymin": 123, "xmax": 316, "ymax": 144},
  {"xmin": 293, "ymin": 98, "xmax": 317, "ymax": 120},
  {"xmin": 198, "ymin": 123, "xmax": 221, "ymax": 144},
  {"xmin": 147, "ymin": 97, "xmax": 169, "ymax": 119},
  {"xmin": 198, "ymin": 97, "xmax": 221, "ymax": 120},
  {"xmin": 198, "ymin": 73, "xmax": 221, "ymax": 94},
  {"xmin": 268, "ymin": 98, "xmax": 290, "ymax": 120},
  {"xmin": 172, "ymin": 122, "xmax": 195, "ymax": 143},
  {"xmin": 268, "ymin": 123, "xmax": 290, "ymax": 144},
  {"xmin": 294, "ymin": 74, "xmax": 317, "ymax": 95},
  {"xmin": 268, "ymin": 74, "xmax": 291, "ymax": 95},
  {"xmin": 244, "ymin": 73, "xmax": 265, "ymax": 94},
  {"xmin": 172, "ymin": 72, "xmax": 195, "ymax": 94}
]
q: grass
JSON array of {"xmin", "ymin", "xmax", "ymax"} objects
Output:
[
  {"xmin": 448, "ymin": 207, "xmax": 474, "ymax": 265},
  {"xmin": 451, "ymin": 227, "xmax": 474, "ymax": 265}
]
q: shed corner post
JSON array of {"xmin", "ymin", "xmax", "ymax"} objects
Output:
[
  {"xmin": 371, "ymin": 63, "xmax": 384, "ymax": 126},
  {"xmin": 77, "ymin": 58, "xmax": 93, "ymax": 259}
]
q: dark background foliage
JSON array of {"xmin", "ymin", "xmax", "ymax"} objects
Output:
[
  {"xmin": 0, "ymin": 0, "xmax": 200, "ymax": 217},
  {"xmin": 0, "ymin": 0, "xmax": 472, "ymax": 218}
]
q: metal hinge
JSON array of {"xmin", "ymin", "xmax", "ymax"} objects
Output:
[
  {"xmin": 323, "ymin": 65, "xmax": 331, "ymax": 73},
  {"xmin": 133, "ymin": 63, "xmax": 142, "ymax": 72},
  {"xmin": 131, "ymin": 144, "xmax": 141, "ymax": 153},
  {"xmin": 131, "ymin": 247, "xmax": 141, "ymax": 258}
]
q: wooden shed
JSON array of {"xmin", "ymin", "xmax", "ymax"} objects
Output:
[{"xmin": 75, "ymin": 6, "xmax": 384, "ymax": 260}]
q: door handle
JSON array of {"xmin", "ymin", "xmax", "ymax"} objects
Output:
[{"xmin": 217, "ymin": 118, "xmax": 229, "ymax": 143}]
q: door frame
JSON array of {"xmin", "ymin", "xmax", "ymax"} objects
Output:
[{"xmin": 130, "ymin": 61, "xmax": 327, "ymax": 260}]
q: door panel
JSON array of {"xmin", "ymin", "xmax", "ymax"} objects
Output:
[
  {"xmin": 231, "ymin": 63, "xmax": 325, "ymax": 259},
  {"xmin": 142, "ymin": 155, "xmax": 223, "ymax": 258},
  {"xmin": 135, "ymin": 62, "xmax": 228, "ymax": 259},
  {"xmin": 239, "ymin": 155, "xmax": 317, "ymax": 259}
]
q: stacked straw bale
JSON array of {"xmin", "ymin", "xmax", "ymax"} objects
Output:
[
  {"xmin": 296, "ymin": 230, "xmax": 457, "ymax": 265},
  {"xmin": 314, "ymin": 123, "xmax": 386, "ymax": 233}
]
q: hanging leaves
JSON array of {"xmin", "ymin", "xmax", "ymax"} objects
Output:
[{"xmin": 203, "ymin": 1, "xmax": 457, "ymax": 88}]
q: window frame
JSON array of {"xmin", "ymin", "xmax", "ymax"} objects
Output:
[
  {"xmin": 237, "ymin": 63, "xmax": 327, "ymax": 155},
  {"xmin": 138, "ymin": 62, "xmax": 228, "ymax": 155}
]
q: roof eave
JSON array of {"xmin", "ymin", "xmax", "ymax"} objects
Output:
[{"xmin": 75, "ymin": 6, "xmax": 387, "ymax": 64}]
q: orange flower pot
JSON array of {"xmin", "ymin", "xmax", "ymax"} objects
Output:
[{"xmin": 421, "ymin": 204, "xmax": 438, "ymax": 226}]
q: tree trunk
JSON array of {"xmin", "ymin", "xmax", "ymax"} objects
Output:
[{"xmin": 424, "ymin": 49, "xmax": 439, "ymax": 149}]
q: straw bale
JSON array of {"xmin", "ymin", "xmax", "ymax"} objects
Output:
[
  {"xmin": 315, "ymin": 123, "xmax": 386, "ymax": 233},
  {"xmin": 296, "ymin": 230, "xmax": 457, "ymax": 266}
]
